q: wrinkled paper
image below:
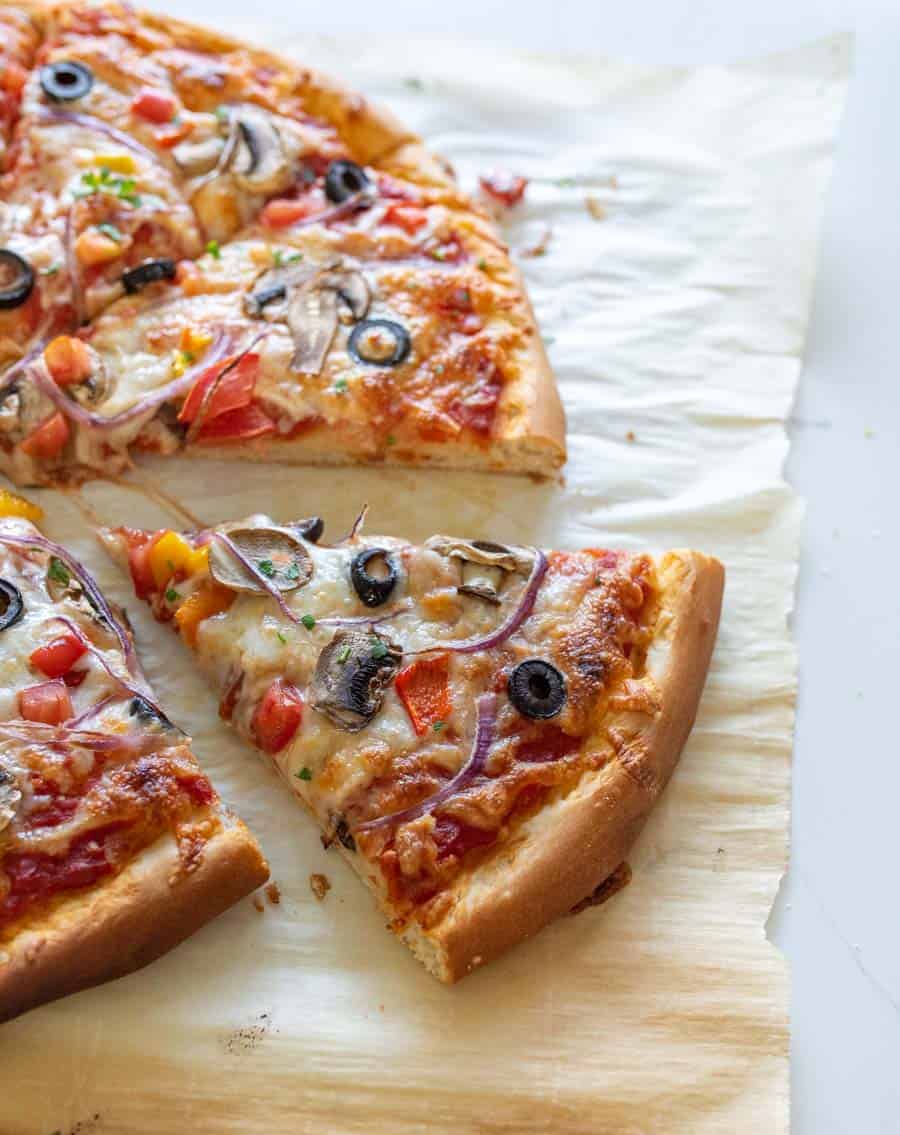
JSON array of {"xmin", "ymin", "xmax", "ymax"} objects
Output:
[{"xmin": 2, "ymin": 27, "xmax": 850, "ymax": 1135}]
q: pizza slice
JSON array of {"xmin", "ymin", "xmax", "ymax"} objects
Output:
[
  {"xmin": 103, "ymin": 512, "xmax": 723, "ymax": 981},
  {"xmin": 0, "ymin": 496, "xmax": 268, "ymax": 1022},
  {"xmin": 0, "ymin": 2, "xmax": 564, "ymax": 484}
]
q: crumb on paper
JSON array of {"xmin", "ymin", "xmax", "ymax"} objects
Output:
[
  {"xmin": 570, "ymin": 862, "xmax": 632, "ymax": 915},
  {"xmin": 864, "ymin": 427, "xmax": 875, "ymax": 438},
  {"xmin": 265, "ymin": 882, "xmax": 281, "ymax": 906},
  {"xmin": 310, "ymin": 873, "xmax": 331, "ymax": 901},
  {"xmin": 608, "ymin": 174, "xmax": 619, "ymax": 190},
  {"xmin": 519, "ymin": 225, "xmax": 552, "ymax": 258},
  {"xmin": 251, "ymin": 894, "xmax": 265, "ymax": 913},
  {"xmin": 626, "ymin": 430, "xmax": 636, "ymax": 443},
  {"xmin": 51, "ymin": 1114, "xmax": 101, "ymax": 1135},
  {"xmin": 585, "ymin": 194, "xmax": 606, "ymax": 221},
  {"xmin": 225, "ymin": 1011, "xmax": 273, "ymax": 1054}
]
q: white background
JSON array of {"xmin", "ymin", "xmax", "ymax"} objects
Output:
[{"xmin": 149, "ymin": 2, "xmax": 896, "ymax": 1131}]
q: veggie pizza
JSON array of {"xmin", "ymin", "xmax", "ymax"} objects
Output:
[{"xmin": 0, "ymin": 1, "xmax": 564, "ymax": 485}]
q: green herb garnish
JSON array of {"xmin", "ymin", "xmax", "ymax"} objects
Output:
[
  {"xmin": 206, "ymin": 239, "xmax": 221, "ymax": 259},
  {"xmin": 48, "ymin": 557, "xmax": 70, "ymax": 586},
  {"xmin": 165, "ymin": 588, "xmax": 179, "ymax": 602},
  {"xmin": 97, "ymin": 222, "xmax": 122, "ymax": 243},
  {"xmin": 40, "ymin": 263, "xmax": 61, "ymax": 276},
  {"xmin": 385, "ymin": 434, "xmax": 397, "ymax": 446},
  {"xmin": 433, "ymin": 720, "xmax": 446, "ymax": 732},
  {"xmin": 75, "ymin": 167, "xmax": 141, "ymax": 206},
  {"xmin": 337, "ymin": 644, "xmax": 351, "ymax": 664},
  {"xmin": 333, "ymin": 378, "xmax": 348, "ymax": 395},
  {"xmin": 301, "ymin": 613, "xmax": 316, "ymax": 630},
  {"xmin": 276, "ymin": 629, "xmax": 288, "ymax": 644},
  {"xmin": 477, "ymin": 258, "xmax": 488, "ymax": 271},
  {"xmin": 370, "ymin": 639, "xmax": 388, "ymax": 660},
  {"xmin": 296, "ymin": 766, "xmax": 313, "ymax": 781},
  {"xmin": 257, "ymin": 559, "xmax": 276, "ymax": 577},
  {"xmin": 214, "ymin": 105, "xmax": 230, "ymax": 125},
  {"xmin": 284, "ymin": 562, "xmax": 301, "ymax": 581}
]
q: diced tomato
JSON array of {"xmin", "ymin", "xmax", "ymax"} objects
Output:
[
  {"xmin": 1, "ymin": 61, "xmax": 28, "ymax": 96},
  {"xmin": 251, "ymin": 678, "xmax": 303, "ymax": 754},
  {"xmin": 123, "ymin": 528, "xmax": 163, "ymax": 599},
  {"xmin": 178, "ymin": 353, "xmax": 259, "ymax": 425},
  {"xmin": 131, "ymin": 87, "xmax": 177, "ymax": 124},
  {"xmin": 260, "ymin": 197, "xmax": 318, "ymax": 228},
  {"xmin": 395, "ymin": 654, "xmax": 451, "ymax": 736},
  {"xmin": 18, "ymin": 679, "xmax": 73, "ymax": 725},
  {"xmin": 30, "ymin": 631, "xmax": 88, "ymax": 679},
  {"xmin": 479, "ymin": 171, "xmax": 528, "ymax": 207},
  {"xmin": 43, "ymin": 336, "xmax": 93, "ymax": 387},
  {"xmin": 155, "ymin": 120, "xmax": 192, "ymax": 148},
  {"xmin": 19, "ymin": 413, "xmax": 70, "ymax": 459},
  {"xmin": 194, "ymin": 403, "xmax": 275, "ymax": 443},
  {"xmin": 62, "ymin": 669, "xmax": 89, "ymax": 688},
  {"xmin": 382, "ymin": 203, "xmax": 427, "ymax": 235}
]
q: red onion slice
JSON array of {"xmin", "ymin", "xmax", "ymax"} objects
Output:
[
  {"xmin": 316, "ymin": 598, "xmax": 413, "ymax": 628},
  {"xmin": 27, "ymin": 328, "xmax": 233, "ymax": 431},
  {"xmin": 63, "ymin": 207, "xmax": 85, "ymax": 325},
  {"xmin": 0, "ymin": 530, "xmax": 138, "ymax": 675},
  {"xmin": 211, "ymin": 531, "xmax": 304, "ymax": 626},
  {"xmin": 292, "ymin": 190, "xmax": 374, "ymax": 232},
  {"xmin": 37, "ymin": 106, "xmax": 161, "ymax": 167},
  {"xmin": 67, "ymin": 692, "xmax": 118, "ymax": 728},
  {"xmin": 0, "ymin": 720, "xmax": 148, "ymax": 753},
  {"xmin": 355, "ymin": 692, "xmax": 498, "ymax": 834}
]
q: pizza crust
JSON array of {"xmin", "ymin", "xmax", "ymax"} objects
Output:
[
  {"xmin": 396, "ymin": 549, "xmax": 725, "ymax": 981},
  {"xmin": 0, "ymin": 809, "xmax": 268, "ymax": 1023}
]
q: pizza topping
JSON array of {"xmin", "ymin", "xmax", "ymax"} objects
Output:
[
  {"xmin": 172, "ymin": 134, "xmax": 226, "ymax": 177},
  {"xmin": 284, "ymin": 264, "xmax": 373, "ymax": 374},
  {"xmin": 121, "ymin": 257, "xmax": 177, "ymax": 294},
  {"xmin": 395, "ymin": 654, "xmax": 451, "ymax": 736},
  {"xmin": 324, "ymin": 159, "xmax": 372, "ymax": 204},
  {"xmin": 0, "ymin": 579, "xmax": 24, "ymax": 632},
  {"xmin": 311, "ymin": 628, "xmax": 402, "ymax": 731},
  {"xmin": 507, "ymin": 659, "xmax": 567, "ymax": 720},
  {"xmin": 0, "ymin": 250, "xmax": 35, "ymax": 311},
  {"xmin": 251, "ymin": 677, "xmax": 303, "ymax": 754},
  {"xmin": 230, "ymin": 108, "xmax": 292, "ymax": 195},
  {"xmin": 350, "ymin": 548, "xmax": 400, "ymax": 608},
  {"xmin": 208, "ymin": 525, "xmax": 313, "ymax": 594},
  {"xmin": 128, "ymin": 694, "xmax": 181, "ymax": 735},
  {"xmin": 39, "ymin": 60, "xmax": 94, "ymax": 103},
  {"xmin": 294, "ymin": 516, "xmax": 324, "ymax": 544},
  {"xmin": 18, "ymin": 679, "xmax": 73, "ymax": 725},
  {"xmin": 19, "ymin": 412, "xmax": 69, "ymax": 460},
  {"xmin": 431, "ymin": 537, "xmax": 525, "ymax": 606},
  {"xmin": 347, "ymin": 319, "xmax": 411, "ymax": 367},
  {"xmin": 479, "ymin": 171, "xmax": 528, "ymax": 208},
  {"xmin": 0, "ymin": 762, "xmax": 22, "ymax": 834},
  {"xmin": 29, "ymin": 631, "xmax": 88, "ymax": 679},
  {"xmin": 130, "ymin": 88, "xmax": 177, "ymax": 125}
]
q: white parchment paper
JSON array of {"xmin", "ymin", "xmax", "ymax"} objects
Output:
[{"xmin": 2, "ymin": 29, "xmax": 850, "ymax": 1135}]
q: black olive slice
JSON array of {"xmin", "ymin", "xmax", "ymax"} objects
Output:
[
  {"xmin": 347, "ymin": 319, "xmax": 411, "ymax": 368},
  {"xmin": 350, "ymin": 547, "xmax": 399, "ymax": 607},
  {"xmin": 0, "ymin": 250, "xmax": 35, "ymax": 311},
  {"xmin": 508, "ymin": 659, "xmax": 566, "ymax": 720},
  {"xmin": 40, "ymin": 60, "xmax": 94, "ymax": 103},
  {"xmin": 295, "ymin": 516, "xmax": 324, "ymax": 543},
  {"xmin": 324, "ymin": 159, "xmax": 372, "ymax": 204},
  {"xmin": 128, "ymin": 695, "xmax": 180, "ymax": 733},
  {"xmin": 0, "ymin": 580, "xmax": 24, "ymax": 632},
  {"xmin": 248, "ymin": 282, "xmax": 287, "ymax": 313},
  {"xmin": 121, "ymin": 258, "xmax": 177, "ymax": 295}
]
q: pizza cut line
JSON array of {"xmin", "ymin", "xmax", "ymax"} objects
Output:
[
  {"xmin": 0, "ymin": 499, "xmax": 268, "ymax": 1023},
  {"xmin": 0, "ymin": 1, "xmax": 565, "ymax": 486},
  {"xmin": 103, "ymin": 511, "xmax": 724, "ymax": 982}
]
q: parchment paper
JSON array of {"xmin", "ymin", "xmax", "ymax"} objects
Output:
[{"xmin": 1, "ymin": 28, "xmax": 850, "ymax": 1135}]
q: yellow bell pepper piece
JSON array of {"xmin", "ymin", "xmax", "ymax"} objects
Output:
[
  {"xmin": 179, "ymin": 327, "xmax": 214, "ymax": 356},
  {"xmin": 90, "ymin": 153, "xmax": 137, "ymax": 174},
  {"xmin": 0, "ymin": 488, "xmax": 43, "ymax": 522},
  {"xmin": 175, "ymin": 582, "xmax": 234, "ymax": 647},
  {"xmin": 148, "ymin": 531, "xmax": 209, "ymax": 589}
]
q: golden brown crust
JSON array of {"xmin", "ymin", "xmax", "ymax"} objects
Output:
[
  {"xmin": 0, "ymin": 810, "xmax": 268, "ymax": 1023},
  {"xmin": 415, "ymin": 550, "xmax": 724, "ymax": 981}
]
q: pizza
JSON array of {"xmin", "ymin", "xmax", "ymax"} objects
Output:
[
  {"xmin": 102, "ymin": 512, "xmax": 724, "ymax": 981},
  {"xmin": 0, "ymin": 497, "xmax": 268, "ymax": 1022},
  {"xmin": 0, "ymin": 1, "xmax": 564, "ymax": 485}
]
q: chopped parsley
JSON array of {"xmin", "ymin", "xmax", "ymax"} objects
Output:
[
  {"xmin": 206, "ymin": 239, "xmax": 221, "ymax": 259},
  {"xmin": 337, "ymin": 644, "xmax": 351, "ymax": 664},
  {"xmin": 40, "ymin": 263, "xmax": 61, "ymax": 276},
  {"xmin": 214, "ymin": 105, "xmax": 230, "ymax": 124},
  {"xmin": 47, "ymin": 556, "xmax": 70, "ymax": 586},
  {"xmin": 284, "ymin": 561, "xmax": 301, "ymax": 581},
  {"xmin": 301, "ymin": 613, "xmax": 316, "ymax": 630},
  {"xmin": 370, "ymin": 639, "xmax": 388, "ymax": 660},
  {"xmin": 430, "ymin": 247, "xmax": 447, "ymax": 262},
  {"xmin": 74, "ymin": 167, "xmax": 141, "ymax": 207},
  {"xmin": 166, "ymin": 559, "xmax": 176, "ymax": 573},
  {"xmin": 477, "ymin": 258, "xmax": 488, "ymax": 271},
  {"xmin": 165, "ymin": 588, "xmax": 180, "ymax": 602},
  {"xmin": 276, "ymin": 629, "xmax": 288, "ymax": 644},
  {"xmin": 594, "ymin": 574, "xmax": 604, "ymax": 587},
  {"xmin": 96, "ymin": 222, "xmax": 122, "ymax": 243},
  {"xmin": 433, "ymin": 720, "xmax": 446, "ymax": 732},
  {"xmin": 333, "ymin": 378, "xmax": 348, "ymax": 395},
  {"xmin": 257, "ymin": 559, "xmax": 276, "ymax": 577},
  {"xmin": 296, "ymin": 766, "xmax": 313, "ymax": 781},
  {"xmin": 272, "ymin": 248, "xmax": 303, "ymax": 268},
  {"xmin": 385, "ymin": 434, "xmax": 397, "ymax": 446}
]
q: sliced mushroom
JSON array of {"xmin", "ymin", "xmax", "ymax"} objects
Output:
[
  {"xmin": 317, "ymin": 266, "xmax": 371, "ymax": 325},
  {"xmin": 0, "ymin": 378, "xmax": 46, "ymax": 441},
  {"xmin": 311, "ymin": 628, "xmax": 401, "ymax": 732},
  {"xmin": 426, "ymin": 537, "xmax": 532, "ymax": 605},
  {"xmin": 243, "ymin": 260, "xmax": 317, "ymax": 319},
  {"xmin": 230, "ymin": 108, "xmax": 292, "ymax": 195},
  {"xmin": 288, "ymin": 279, "xmax": 339, "ymax": 375},
  {"xmin": 65, "ymin": 351, "xmax": 113, "ymax": 408},
  {"xmin": 208, "ymin": 524, "xmax": 313, "ymax": 594},
  {"xmin": 0, "ymin": 761, "xmax": 22, "ymax": 835},
  {"xmin": 172, "ymin": 134, "xmax": 226, "ymax": 178}
]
